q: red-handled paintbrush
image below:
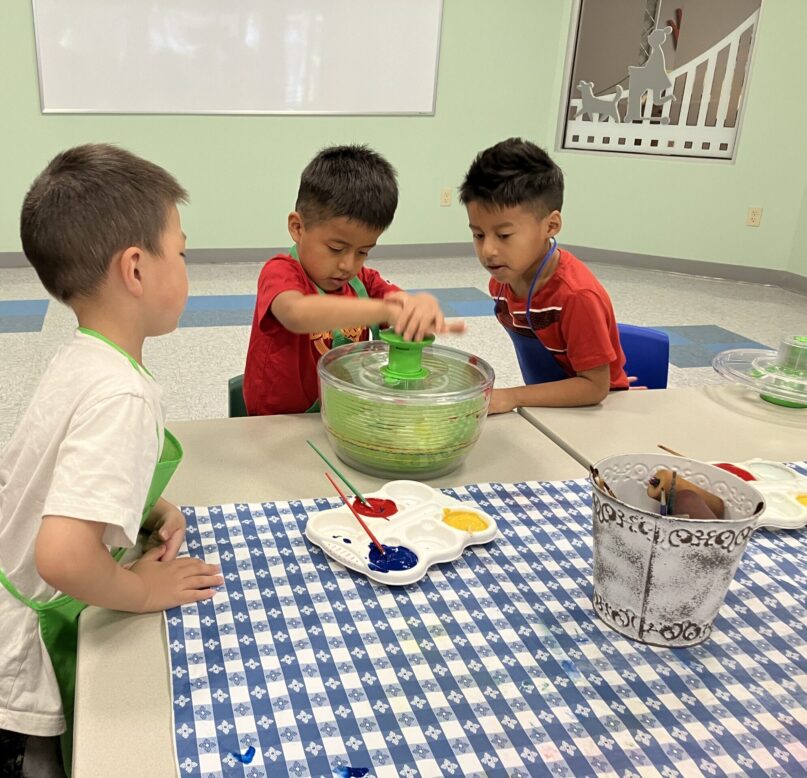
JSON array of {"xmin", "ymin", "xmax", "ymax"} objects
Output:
[{"xmin": 324, "ymin": 472, "xmax": 386, "ymax": 555}]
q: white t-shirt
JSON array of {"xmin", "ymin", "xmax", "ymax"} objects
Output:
[{"xmin": 0, "ymin": 331, "xmax": 165, "ymax": 736}]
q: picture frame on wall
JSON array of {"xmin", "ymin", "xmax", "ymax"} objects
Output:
[{"xmin": 557, "ymin": 0, "xmax": 762, "ymax": 160}]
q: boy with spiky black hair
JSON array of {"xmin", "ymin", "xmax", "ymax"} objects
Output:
[
  {"xmin": 244, "ymin": 144, "xmax": 463, "ymax": 416},
  {"xmin": 460, "ymin": 137, "xmax": 627, "ymax": 413}
]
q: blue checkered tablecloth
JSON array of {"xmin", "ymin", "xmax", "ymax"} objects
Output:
[{"xmin": 166, "ymin": 469, "xmax": 807, "ymax": 778}]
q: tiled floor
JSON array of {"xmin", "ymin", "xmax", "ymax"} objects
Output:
[
  {"xmin": 1, "ymin": 255, "xmax": 806, "ymax": 449},
  {"xmin": 653, "ymin": 325, "xmax": 769, "ymax": 368}
]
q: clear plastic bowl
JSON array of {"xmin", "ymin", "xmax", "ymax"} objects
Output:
[{"xmin": 318, "ymin": 340, "xmax": 494, "ymax": 479}]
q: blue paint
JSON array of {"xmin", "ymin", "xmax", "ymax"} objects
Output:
[
  {"xmin": 232, "ymin": 746, "xmax": 255, "ymax": 764},
  {"xmin": 331, "ymin": 535, "xmax": 352, "ymax": 544},
  {"xmin": 334, "ymin": 768, "xmax": 369, "ymax": 778},
  {"xmin": 367, "ymin": 543, "xmax": 418, "ymax": 573},
  {"xmin": 560, "ymin": 659, "xmax": 582, "ymax": 680}
]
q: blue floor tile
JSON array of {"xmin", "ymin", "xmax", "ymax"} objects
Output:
[
  {"xmin": 657, "ymin": 325, "xmax": 767, "ymax": 345},
  {"xmin": 653, "ymin": 325, "xmax": 771, "ymax": 367},
  {"xmin": 0, "ymin": 300, "xmax": 49, "ymax": 333},
  {"xmin": 409, "ymin": 287, "xmax": 489, "ymax": 302},
  {"xmin": 448, "ymin": 299, "xmax": 495, "ymax": 317},
  {"xmin": 705, "ymin": 341, "xmax": 771, "ymax": 354},
  {"xmin": 179, "ymin": 295, "xmax": 256, "ymax": 328},
  {"xmin": 184, "ymin": 295, "xmax": 256, "ymax": 311}
]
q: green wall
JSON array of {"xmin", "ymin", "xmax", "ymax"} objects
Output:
[{"xmin": 1, "ymin": 0, "xmax": 804, "ymax": 278}]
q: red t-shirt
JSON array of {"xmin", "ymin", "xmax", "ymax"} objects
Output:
[
  {"xmin": 491, "ymin": 248, "xmax": 629, "ymax": 389},
  {"xmin": 243, "ymin": 254, "xmax": 401, "ymax": 415}
]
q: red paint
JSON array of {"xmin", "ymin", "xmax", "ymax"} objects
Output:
[
  {"xmin": 714, "ymin": 463, "xmax": 756, "ymax": 481},
  {"xmin": 353, "ymin": 497, "xmax": 398, "ymax": 518},
  {"xmin": 666, "ymin": 9, "xmax": 683, "ymax": 49}
]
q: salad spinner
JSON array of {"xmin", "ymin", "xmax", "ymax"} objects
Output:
[
  {"xmin": 712, "ymin": 335, "xmax": 807, "ymax": 409},
  {"xmin": 318, "ymin": 330, "xmax": 494, "ymax": 479}
]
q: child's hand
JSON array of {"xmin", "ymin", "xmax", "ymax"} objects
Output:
[
  {"xmin": 144, "ymin": 500, "xmax": 186, "ymax": 561},
  {"xmin": 127, "ymin": 548, "xmax": 223, "ymax": 612},
  {"xmin": 384, "ymin": 291, "xmax": 465, "ymax": 341}
]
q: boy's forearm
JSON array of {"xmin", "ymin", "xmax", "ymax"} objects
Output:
[
  {"xmin": 36, "ymin": 517, "xmax": 147, "ymax": 612},
  {"xmin": 496, "ymin": 375, "xmax": 609, "ymax": 410},
  {"xmin": 279, "ymin": 295, "xmax": 392, "ymax": 333}
]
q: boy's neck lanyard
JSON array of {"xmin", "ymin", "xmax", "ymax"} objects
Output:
[{"xmin": 522, "ymin": 238, "xmax": 558, "ymax": 331}]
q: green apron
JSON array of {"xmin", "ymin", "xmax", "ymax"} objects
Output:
[
  {"xmin": 0, "ymin": 328, "xmax": 183, "ymax": 774},
  {"xmin": 288, "ymin": 246, "xmax": 378, "ymax": 413}
]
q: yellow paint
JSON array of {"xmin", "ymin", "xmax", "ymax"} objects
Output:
[
  {"xmin": 442, "ymin": 508, "xmax": 488, "ymax": 532},
  {"xmin": 797, "ymin": 494, "xmax": 807, "ymax": 507}
]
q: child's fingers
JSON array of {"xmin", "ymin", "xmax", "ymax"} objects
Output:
[
  {"xmin": 134, "ymin": 545, "xmax": 166, "ymax": 565},
  {"xmin": 183, "ymin": 588, "xmax": 218, "ymax": 603},
  {"xmin": 445, "ymin": 319, "xmax": 466, "ymax": 333},
  {"xmin": 184, "ymin": 573, "xmax": 225, "ymax": 590},
  {"xmin": 433, "ymin": 311, "xmax": 445, "ymax": 336},
  {"xmin": 397, "ymin": 309, "xmax": 418, "ymax": 339},
  {"xmin": 159, "ymin": 510, "xmax": 185, "ymax": 537},
  {"xmin": 161, "ymin": 530, "xmax": 184, "ymax": 562}
]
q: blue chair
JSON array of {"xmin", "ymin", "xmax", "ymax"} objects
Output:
[
  {"xmin": 228, "ymin": 374, "xmax": 248, "ymax": 417},
  {"xmin": 617, "ymin": 323, "xmax": 669, "ymax": 389},
  {"xmin": 506, "ymin": 323, "xmax": 670, "ymax": 390}
]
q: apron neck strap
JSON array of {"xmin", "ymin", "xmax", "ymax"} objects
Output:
[{"xmin": 77, "ymin": 327, "xmax": 154, "ymax": 378}]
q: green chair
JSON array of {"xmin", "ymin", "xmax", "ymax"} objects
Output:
[{"xmin": 228, "ymin": 374, "xmax": 248, "ymax": 417}]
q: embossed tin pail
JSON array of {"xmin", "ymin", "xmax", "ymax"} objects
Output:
[{"xmin": 590, "ymin": 454, "xmax": 765, "ymax": 648}]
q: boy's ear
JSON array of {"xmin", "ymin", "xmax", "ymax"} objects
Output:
[
  {"xmin": 287, "ymin": 211, "xmax": 304, "ymax": 243},
  {"xmin": 117, "ymin": 246, "xmax": 145, "ymax": 297},
  {"xmin": 545, "ymin": 210, "xmax": 562, "ymax": 238}
]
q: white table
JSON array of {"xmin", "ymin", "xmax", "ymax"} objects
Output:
[
  {"xmin": 518, "ymin": 384, "xmax": 807, "ymax": 467},
  {"xmin": 74, "ymin": 412, "xmax": 584, "ymax": 777}
]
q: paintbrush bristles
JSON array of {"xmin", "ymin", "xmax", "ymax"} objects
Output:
[{"xmin": 324, "ymin": 472, "xmax": 386, "ymax": 555}]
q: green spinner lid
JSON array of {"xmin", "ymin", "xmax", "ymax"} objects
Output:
[{"xmin": 379, "ymin": 329, "xmax": 435, "ymax": 382}]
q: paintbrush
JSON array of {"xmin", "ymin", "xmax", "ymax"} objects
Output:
[
  {"xmin": 589, "ymin": 465, "xmax": 617, "ymax": 498},
  {"xmin": 658, "ymin": 444, "xmax": 685, "ymax": 457},
  {"xmin": 307, "ymin": 439, "xmax": 373, "ymax": 509},
  {"xmin": 325, "ymin": 472, "xmax": 386, "ymax": 555}
]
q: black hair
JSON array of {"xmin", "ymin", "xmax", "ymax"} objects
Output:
[
  {"xmin": 295, "ymin": 144, "xmax": 398, "ymax": 231},
  {"xmin": 459, "ymin": 137, "xmax": 563, "ymax": 215},
  {"xmin": 20, "ymin": 143, "xmax": 188, "ymax": 302}
]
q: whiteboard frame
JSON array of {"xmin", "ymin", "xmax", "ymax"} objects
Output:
[{"xmin": 31, "ymin": 0, "xmax": 444, "ymax": 116}]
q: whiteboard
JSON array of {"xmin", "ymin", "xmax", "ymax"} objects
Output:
[{"xmin": 32, "ymin": 0, "xmax": 443, "ymax": 115}]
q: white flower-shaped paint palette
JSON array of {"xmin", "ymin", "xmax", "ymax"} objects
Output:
[
  {"xmin": 305, "ymin": 480, "xmax": 498, "ymax": 585},
  {"xmin": 734, "ymin": 459, "xmax": 807, "ymax": 530}
]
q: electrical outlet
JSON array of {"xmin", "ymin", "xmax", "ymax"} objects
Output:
[
  {"xmin": 746, "ymin": 207, "xmax": 763, "ymax": 227},
  {"xmin": 440, "ymin": 187, "xmax": 453, "ymax": 207}
]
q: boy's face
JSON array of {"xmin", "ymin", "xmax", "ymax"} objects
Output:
[
  {"xmin": 143, "ymin": 205, "xmax": 189, "ymax": 335},
  {"xmin": 288, "ymin": 213, "xmax": 382, "ymax": 292},
  {"xmin": 466, "ymin": 202, "xmax": 561, "ymax": 291}
]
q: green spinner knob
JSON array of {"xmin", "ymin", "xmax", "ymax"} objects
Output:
[{"xmin": 379, "ymin": 329, "xmax": 434, "ymax": 382}]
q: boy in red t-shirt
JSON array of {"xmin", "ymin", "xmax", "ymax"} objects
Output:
[
  {"xmin": 460, "ymin": 138, "xmax": 628, "ymax": 414},
  {"xmin": 244, "ymin": 145, "xmax": 464, "ymax": 415}
]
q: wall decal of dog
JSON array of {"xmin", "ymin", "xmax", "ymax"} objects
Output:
[{"xmin": 576, "ymin": 81, "xmax": 624, "ymax": 123}]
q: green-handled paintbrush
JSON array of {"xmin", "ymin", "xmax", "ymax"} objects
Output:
[{"xmin": 306, "ymin": 439, "xmax": 372, "ymax": 508}]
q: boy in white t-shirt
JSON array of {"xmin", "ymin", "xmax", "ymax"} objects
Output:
[{"xmin": 0, "ymin": 145, "xmax": 223, "ymax": 776}]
